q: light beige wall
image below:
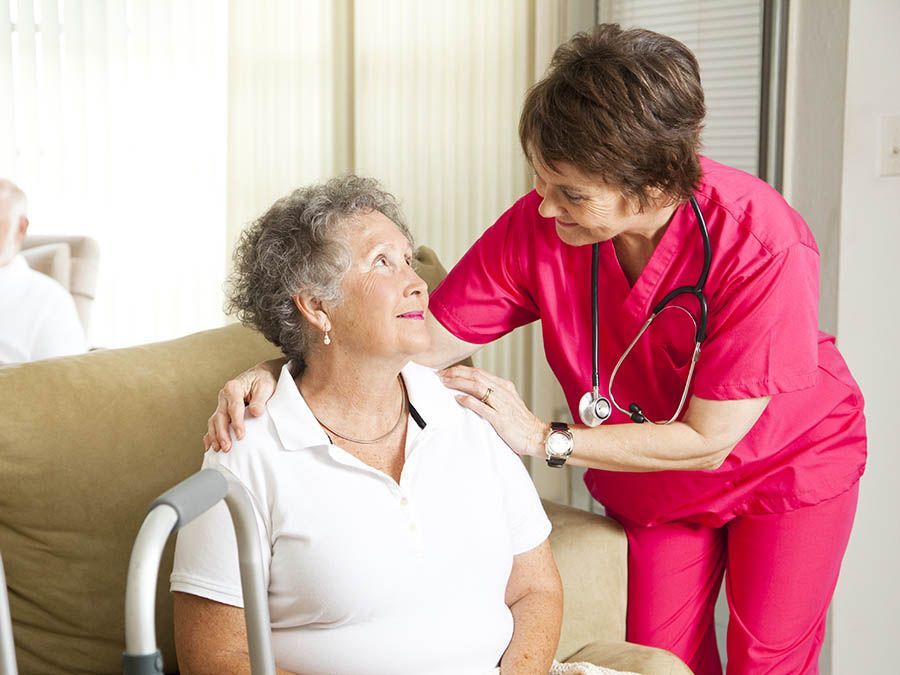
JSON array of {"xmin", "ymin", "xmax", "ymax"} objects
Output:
[
  {"xmin": 781, "ymin": 4, "xmax": 851, "ymax": 670},
  {"xmin": 783, "ymin": 1, "xmax": 900, "ymax": 671},
  {"xmin": 831, "ymin": 0, "xmax": 900, "ymax": 671},
  {"xmin": 782, "ymin": 0, "xmax": 850, "ymax": 337}
]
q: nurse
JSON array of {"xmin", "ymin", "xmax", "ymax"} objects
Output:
[{"xmin": 206, "ymin": 25, "xmax": 866, "ymax": 674}]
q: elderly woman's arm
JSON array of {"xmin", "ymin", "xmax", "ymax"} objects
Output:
[
  {"xmin": 500, "ymin": 540, "xmax": 563, "ymax": 674},
  {"xmin": 173, "ymin": 592, "xmax": 296, "ymax": 675}
]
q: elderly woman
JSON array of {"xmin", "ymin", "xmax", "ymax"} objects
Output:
[
  {"xmin": 208, "ymin": 25, "xmax": 866, "ymax": 674},
  {"xmin": 171, "ymin": 176, "xmax": 562, "ymax": 675}
]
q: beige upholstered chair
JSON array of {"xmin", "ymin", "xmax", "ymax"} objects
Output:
[
  {"xmin": 20, "ymin": 234, "xmax": 100, "ymax": 333},
  {"xmin": 0, "ymin": 246, "xmax": 690, "ymax": 674},
  {"xmin": 0, "ymin": 325, "xmax": 690, "ymax": 674}
]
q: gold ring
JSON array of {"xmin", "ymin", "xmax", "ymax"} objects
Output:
[{"xmin": 480, "ymin": 387, "xmax": 493, "ymax": 405}]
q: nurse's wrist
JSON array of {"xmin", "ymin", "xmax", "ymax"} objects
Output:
[{"xmin": 529, "ymin": 420, "xmax": 552, "ymax": 458}]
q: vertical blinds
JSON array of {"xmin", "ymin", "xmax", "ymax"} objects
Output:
[
  {"xmin": 352, "ymin": 0, "xmax": 539, "ymax": 403},
  {"xmin": 3, "ymin": 1, "xmax": 578, "ymax": 500},
  {"xmin": 2, "ymin": 0, "xmax": 228, "ymax": 348},
  {"xmin": 599, "ymin": 0, "xmax": 763, "ymax": 176}
]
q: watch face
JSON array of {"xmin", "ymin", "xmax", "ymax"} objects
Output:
[{"xmin": 547, "ymin": 431, "xmax": 572, "ymax": 457}]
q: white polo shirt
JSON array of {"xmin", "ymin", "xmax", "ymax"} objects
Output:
[
  {"xmin": 171, "ymin": 361, "xmax": 551, "ymax": 675},
  {"xmin": 0, "ymin": 255, "xmax": 85, "ymax": 364}
]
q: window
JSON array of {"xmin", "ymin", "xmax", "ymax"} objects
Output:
[
  {"xmin": 1, "ymin": 1, "xmax": 228, "ymax": 347},
  {"xmin": 598, "ymin": 0, "xmax": 766, "ymax": 177}
]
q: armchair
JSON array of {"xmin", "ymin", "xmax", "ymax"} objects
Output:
[{"xmin": 21, "ymin": 234, "xmax": 100, "ymax": 333}]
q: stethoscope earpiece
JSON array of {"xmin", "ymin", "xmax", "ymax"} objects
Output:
[{"xmin": 628, "ymin": 403, "xmax": 647, "ymax": 424}]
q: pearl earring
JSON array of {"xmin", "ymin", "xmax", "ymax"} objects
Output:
[{"xmin": 323, "ymin": 330, "xmax": 331, "ymax": 345}]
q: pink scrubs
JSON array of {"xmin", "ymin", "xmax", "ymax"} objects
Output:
[{"xmin": 429, "ymin": 157, "xmax": 866, "ymax": 673}]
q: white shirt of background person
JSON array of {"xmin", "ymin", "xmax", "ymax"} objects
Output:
[{"xmin": 0, "ymin": 179, "xmax": 85, "ymax": 364}]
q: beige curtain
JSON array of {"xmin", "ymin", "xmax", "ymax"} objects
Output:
[
  {"xmin": 226, "ymin": 0, "xmax": 595, "ymax": 502},
  {"xmin": 2, "ymin": 0, "xmax": 229, "ymax": 348}
]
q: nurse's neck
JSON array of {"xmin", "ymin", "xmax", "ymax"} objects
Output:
[
  {"xmin": 612, "ymin": 202, "xmax": 679, "ymax": 286},
  {"xmin": 616, "ymin": 201, "xmax": 679, "ymax": 248}
]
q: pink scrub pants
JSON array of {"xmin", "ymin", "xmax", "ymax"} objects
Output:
[{"xmin": 610, "ymin": 482, "xmax": 859, "ymax": 674}]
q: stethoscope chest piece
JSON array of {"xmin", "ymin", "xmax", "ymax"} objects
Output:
[{"xmin": 579, "ymin": 390, "xmax": 612, "ymax": 427}]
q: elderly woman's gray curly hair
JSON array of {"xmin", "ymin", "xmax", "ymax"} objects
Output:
[{"xmin": 226, "ymin": 175, "xmax": 414, "ymax": 371}]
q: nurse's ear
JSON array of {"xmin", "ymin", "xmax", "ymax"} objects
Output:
[
  {"xmin": 292, "ymin": 294, "xmax": 331, "ymax": 335},
  {"xmin": 636, "ymin": 186, "xmax": 679, "ymax": 214}
]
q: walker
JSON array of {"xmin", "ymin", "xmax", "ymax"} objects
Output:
[
  {"xmin": 1, "ymin": 554, "xmax": 18, "ymax": 675},
  {"xmin": 122, "ymin": 469, "xmax": 276, "ymax": 675}
]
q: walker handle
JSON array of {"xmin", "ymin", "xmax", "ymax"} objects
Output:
[
  {"xmin": 149, "ymin": 468, "xmax": 228, "ymax": 529},
  {"xmin": 123, "ymin": 469, "xmax": 276, "ymax": 675}
]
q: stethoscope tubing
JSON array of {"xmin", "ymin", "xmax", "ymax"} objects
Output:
[
  {"xmin": 584, "ymin": 195, "xmax": 711, "ymax": 426},
  {"xmin": 591, "ymin": 243, "xmax": 601, "ymax": 396}
]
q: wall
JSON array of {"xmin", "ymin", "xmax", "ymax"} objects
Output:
[
  {"xmin": 831, "ymin": 0, "xmax": 900, "ymax": 671},
  {"xmin": 782, "ymin": 2, "xmax": 851, "ymax": 667},
  {"xmin": 782, "ymin": 0, "xmax": 849, "ymax": 337}
]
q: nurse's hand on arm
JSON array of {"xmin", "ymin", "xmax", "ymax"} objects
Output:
[
  {"xmin": 204, "ymin": 312, "xmax": 480, "ymax": 451},
  {"xmin": 440, "ymin": 365, "xmax": 770, "ymax": 472},
  {"xmin": 500, "ymin": 540, "xmax": 563, "ymax": 675},
  {"xmin": 173, "ymin": 592, "xmax": 296, "ymax": 675}
]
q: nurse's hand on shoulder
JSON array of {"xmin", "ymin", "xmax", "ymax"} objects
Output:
[
  {"xmin": 438, "ymin": 365, "xmax": 548, "ymax": 458},
  {"xmin": 203, "ymin": 358, "xmax": 286, "ymax": 452}
]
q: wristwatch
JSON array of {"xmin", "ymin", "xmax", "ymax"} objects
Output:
[{"xmin": 545, "ymin": 422, "xmax": 574, "ymax": 468}]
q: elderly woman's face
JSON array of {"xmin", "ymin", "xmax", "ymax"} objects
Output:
[
  {"xmin": 328, "ymin": 210, "xmax": 430, "ymax": 361},
  {"xmin": 533, "ymin": 159, "xmax": 645, "ymax": 247}
]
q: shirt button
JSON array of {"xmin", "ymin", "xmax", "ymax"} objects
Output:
[{"xmin": 400, "ymin": 496, "xmax": 408, "ymax": 506}]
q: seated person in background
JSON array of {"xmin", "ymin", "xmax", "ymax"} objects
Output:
[
  {"xmin": 171, "ymin": 175, "xmax": 563, "ymax": 675},
  {"xmin": 0, "ymin": 178, "xmax": 85, "ymax": 363}
]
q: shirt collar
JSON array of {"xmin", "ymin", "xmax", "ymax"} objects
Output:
[{"xmin": 267, "ymin": 360, "xmax": 456, "ymax": 452}]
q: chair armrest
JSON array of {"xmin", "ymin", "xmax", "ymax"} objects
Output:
[
  {"xmin": 22, "ymin": 235, "xmax": 100, "ymax": 331},
  {"xmin": 21, "ymin": 242, "xmax": 71, "ymax": 288},
  {"xmin": 543, "ymin": 499, "xmax": 628, "ymax": 661}
]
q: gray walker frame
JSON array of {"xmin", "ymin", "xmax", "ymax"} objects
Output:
[
  {"xmin": 1, "ymin": 554, "xmax": 18, "ymax": 675},
  {"xmin": 123, "ymin": 469, "xmax": 276, "ymax": 675}
]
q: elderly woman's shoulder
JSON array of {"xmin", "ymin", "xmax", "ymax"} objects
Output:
[
  {"xmin": 204, "ymin": 410, "xmax": 283, "ymax": 472},
  {"xmin": 402, "ymin": 361, "xmax": 460, "ymax": 406},
  {"xmin": 403, "ymin": 363, "xmax": 512, "ymax": 441}
]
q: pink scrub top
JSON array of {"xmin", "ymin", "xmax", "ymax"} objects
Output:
[{"xmin": 430, "ymin": 157, "xmax": 866, "ymax": 527}]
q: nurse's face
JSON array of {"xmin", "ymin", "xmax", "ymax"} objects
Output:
[
  {"xmin": 533, "ymin": 159, "xmax": 651, "ymax": 247},
  {"xmin": 327, "ymin": 211, "xmax": 431, "ymax": 363}
]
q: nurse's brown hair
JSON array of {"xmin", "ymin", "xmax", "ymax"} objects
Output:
[{"xmin": 519, "ymin": 23, "xmax": 705, "ymax": 210}]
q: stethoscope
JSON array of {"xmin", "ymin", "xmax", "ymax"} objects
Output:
[{"xmin": 578, "ymin": 195, "xmax": 711, "ymax": 427}]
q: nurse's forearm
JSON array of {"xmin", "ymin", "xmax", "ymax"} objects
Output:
[
  {"xmin": 566, "ymin": 420, "xmax": 727, "ymax": 471},
  {"xmin": 563, "ymin": 395, "xmax": 770, "ymax": 472}
]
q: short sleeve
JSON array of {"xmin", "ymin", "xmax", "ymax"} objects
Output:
[
  {"xmin": 692, "ymin": 243, "xmax": 820, "ymax": 400},
  {"xmin": 170, "ymin": 454, "xmax": 271, "ymax": 607},
  {"xmin": 429, "ymin": 195, "xmax": 540, "ymax": 344},
  {"xmin": 484, "ymin": 425, "xmax": 552, "ymax": 555}
]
